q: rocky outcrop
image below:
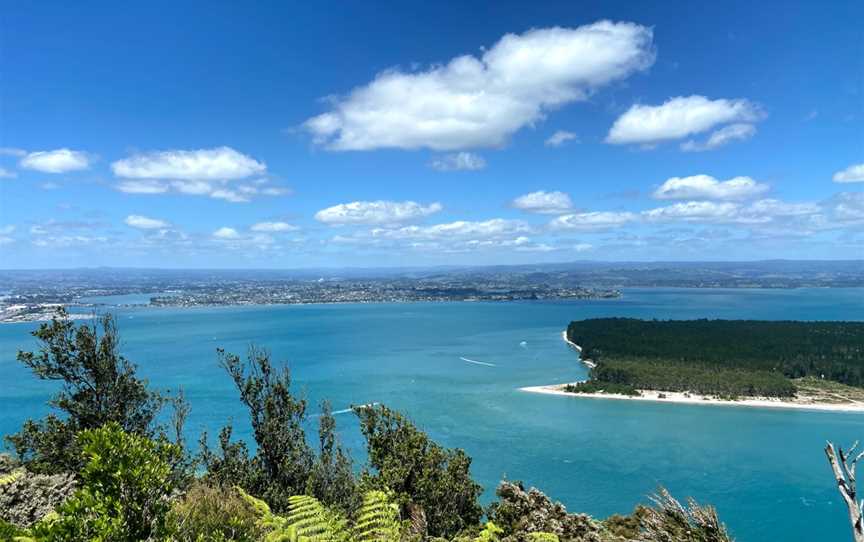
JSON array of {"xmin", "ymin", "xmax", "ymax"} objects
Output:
[{"xmin": 0, "ymin": 454, "xmax": 76, "ymax": 528}]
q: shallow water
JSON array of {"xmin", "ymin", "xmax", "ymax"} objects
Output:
[{"xmin": 2, "ymin": 287, "xmax": 863, "ymax": 541}]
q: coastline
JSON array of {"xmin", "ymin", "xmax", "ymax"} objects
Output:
[
  {"xmin": 560, "ymin": 330, "xmax": 597, "ymax": 369},
  {"xmin": 520, "ymin": 384, "xmax": 864, "ymax": 413}
]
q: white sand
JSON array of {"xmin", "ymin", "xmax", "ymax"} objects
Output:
[
  {"xmin": 519, "ymin": 384, "xmax": 864, "ymax": 413},
  {"xmin": 561, "ymin": 330, "xmax": 596, "ymax": 368}
]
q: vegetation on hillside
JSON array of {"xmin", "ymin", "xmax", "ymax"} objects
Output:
[
  {"xmin": 566, "ymin": 318, "xmax": 864, "ymax": 398},
  {"xmin": 1, "ymin": 310, "xmax": 743, "ymax": 541}
]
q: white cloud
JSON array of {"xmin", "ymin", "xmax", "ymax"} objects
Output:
[
  {"xmin": 371, "ymin": 218, "xmax": 532, "ymax": 240},
  {"xmin": 512, "ymin": 190, "xmax": 574, "ymax": 214},
  {"xmin": 315, "ymin": 200, "xmax": 443, "ymax": 225},
  {"xmin": 212, "ymin": 227, "xmax": 240, "ymax": 239},
  {"xmin": 20, "ymin": 149, "xmax": 91, "ymax": 173},
  {"xmin": 681, "ymin": 123, "xmax": 756, "ymax": 152},
  {"xmin": 250, "ymin": 221, "xmax": 298, "ymax": 232},
  {"xmin": 746, "ymin": 199, "xmax": 820, "ymax": 217},
  {"xmin": 111, "ymin": 147, "xmax": 287, "ymax": 202},
  {"xmin": 0, "ymin": 148, "xmax": 26, "ymax": 157},
  {"xmin": 429, "ymin": 152, "xmax": 486, "ymax": 171},
  {"xmin": 833, "ymin": 163, "xmax": 864, "ymax": 183},
  {"xmin": 643, "ymin": 198, "xmax": 821, "ymax": 225},
  {"xmin": 0, "ymin": 167, "xmax": 16, "ymax": 179},
  {"xmin": 545, "ymin": 130, "xmax": 578, "ymax": 147},
  {"xmin": 112, "ymin": 146, "xmax": 265, "ymax": 180},
  {"xmin": 550, "ymin": 211, "xmax": 636, "ymax": 230},
  {"xmin": 643, "ymin": 201, "xmax": 742, "ymax": 222},
  {"xmin": 117, "ymin": 180, "xmax": 170, "ymax": 194},
  {"xmin": 606, "ymin": 96, "xmax": 762, "ymax": 146},
  {"xmin": 124, "ymin": 215, "xmax": 169, "ymax": 230},
  {"xmin": 0, "ymin": 225, "xmax": 15, "ymax": 235},
  {"xmin": 833, "ymin": 192, "xmax": 864, "ymax": 223},
  {"xmin": 653, "ymin": 175, "xmax": 769, "ymax": 201},
  {"xmin": 305, "ymin": 21, "xmax": 655, "ymax": 151}
]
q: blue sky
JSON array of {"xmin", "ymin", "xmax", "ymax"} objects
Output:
[{"xmin": 0, "ymin": 0, "xmax": 861, "ymax": 268}]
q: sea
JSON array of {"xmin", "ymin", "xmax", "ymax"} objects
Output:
[{"xmin": 1, "ymin": 287, "xmax": 863, "ymax": 541}]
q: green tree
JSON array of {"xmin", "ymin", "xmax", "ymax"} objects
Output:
[
  {"xmin": 29, "ymin": 423, "xmax": 181, "ymax": 541},
  {"xmin": 7, "ymin": 309, "xmax": 180, "ymax": 474},
  {"xmin": 307, "ymin": 400, "xmax": 360, "ymax": 516},
  {"xmin": 355, "ymin": 404, "xmax": 483, "ymax": 539},
  {"xmin": 201, "ymin": 346, "xmax": 314, "ymax": 513}
]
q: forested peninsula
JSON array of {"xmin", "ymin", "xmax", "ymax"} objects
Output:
[{"xmin": 529, "ymin": 318, "xmax": 864, "ymax": 409}]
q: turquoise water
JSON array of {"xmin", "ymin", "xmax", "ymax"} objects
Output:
[{"xmin": 2, "ymin": 287, "xmax": 863, "ymax": 541}]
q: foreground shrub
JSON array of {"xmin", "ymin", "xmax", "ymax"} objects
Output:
[
  {"xmin": 0, "ymin": 455, "xmax": 76, "ymax": 529},
  {"xmin": 166, "ymin": 482, "xmax": 265, "ymax": 542},
  {"xmin": 240, "ymin": 487, "xmax": 403, "ymax": 541},
  {"xmin": 29, "ymin": 423, "xmax": 181, "ymax": 541},
  {"xmin": 201, "ymin": 347, "xmax": 359, "ymax": 516},
  {"xmin": 638, "ymin": 488, "xmax": 732, "ymax": 542},
  {"xmin": 356, "ymin": 404, "xmax": 484, "ymax": 539},
  {"xmin": 486, "ymin": 481, "xmax": 608, "ymax": 542},
  {"xmin": 7, "ymin": 309, "xmax": 182, "ymax": 475}
]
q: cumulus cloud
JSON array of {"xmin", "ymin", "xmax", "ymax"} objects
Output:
[
  {"xmin": 20, "ymin": 149, "xmax": 91, "ymax": 173},
  {"xmin": 681, "ymin": 123, "xmax": 756, "ymax": 152},
  {"xmin": 833, "ymin": 163, "xmax": 864, "ymax": 183},
  {"xmin": 315, "ymin": 200, "xmax": 443, "ymax": 225},
  {"xmin": 371, "ymin": 218, "xmax": 532, "ymax": 239},
  {"xmin": 212, "ymin": 227, "xmax": 240, "ymax": 239},
  {"xmin": 643, "ymin": 198, "xmax": 822, "ymax": 225},
  {"xmin": 545, "ymin": 130, "xmax": 578, "ymax": 147},
  {"xmin": 111, "ymin": 147, "xmax": 286, "ymax": 202},
  {"xmin": 124, "ymin": 215, "xmax": 169, "ymax": 229},
  {"xmin": 0, "ymin": 167, "xmax": 16, "ymax": 179},
  {"xmin": 550, "ymin": 211, "xmax": 636, "ymax": 230},
  {"xmin": 652, "ymin": 175, "xmax": 769, "ymax": 201},
  {"xmin": 112, "ymin": 146, "xmax": 265, "ymax": 180},
  {"xmin": 643, "ymin": 201, "xmax": 745, "ymax": 223},
  {"xmin": 512, "ymin": 190, "xmax": 574, "ymax": 214},
  {"xmin": 305, "ymin": 21, "xmax": 655, "ymax": 151},
  {"xmin": 250, "ymin": 221, "xmax": 298, "ymax": 232},
  {"xmin": 429, "ymin": 152, "xmax": 486, "ymax": 171},
  {"xmin": 606, "ymin": 96, "xmax": 762, "ymax": 146}
]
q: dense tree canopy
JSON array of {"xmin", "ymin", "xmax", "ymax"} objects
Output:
[{"xmin": 567, "ymin": 318, "xmax": 864, "ymax": 397}]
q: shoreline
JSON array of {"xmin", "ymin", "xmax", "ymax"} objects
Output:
[
  {"xmin": 560, "ymin": 330, "xmax": 597, "ymax": 368},
  {"xmin": 520, "ymin": 383, "xmax": 864, "ymax": 413}
]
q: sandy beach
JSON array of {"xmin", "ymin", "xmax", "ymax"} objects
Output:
[
  {"xmin": 520, "ymin": 383, "xmax": 864, "ymax": 413},
  {"xmin": 561, "ymin": 330, "xmax": 597, "ymax": 368}
]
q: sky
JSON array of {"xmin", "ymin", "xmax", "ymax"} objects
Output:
[{"xmin": 0, "ymin": 0, "xmax": 862, "ymax": 269}]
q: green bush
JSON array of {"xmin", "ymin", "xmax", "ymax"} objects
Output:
[
  {"xmin": 166, "ymin": 482, "xmax": 265, "ymax": 542},
  {"xmin": 355, "ymin": 404, "xmax": 483, "ymax": 539},
  {"xmin": 7, "ymin": 309, "xmax": 182, "ymax": 475},
  {"xmin": 29, "ymin": 423, "xmax": 181, "ymax": 541}
]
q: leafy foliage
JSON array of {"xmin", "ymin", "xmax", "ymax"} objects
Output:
[
  {"xmin": 569, "ymin": 318, "xmax": 864, "ymax": 388},
  {"xmin": 356, "ymin": 404, "xmax": 483, "ymax": 539},
  {"xmin": 29, "ymin": 423, "xmax": 181, "ymax": 541},
  {"xmin": 6, "ymin": 309, "xmax": 181, "ymax": 474},
  {"xmin": 564, "ymin": 381, "xmax": 641, "ymax": 397},
  {"xmin": 165, "ymin": 482, "xmax": 266, "ymax": 542},
  {"xmin": 638, "ymin": 488, "xmax": 733, "ymax": 542},
  {"xmin": 240, "ymin": 488, "xmax": 402, "ymax": 542},
  {"xmin": 307, "ymin": 400, "xmax": 360, "ymax": 516},
  {"xmin": 201, "ymin": 347, "xmax": 313, "ymax": 513}
]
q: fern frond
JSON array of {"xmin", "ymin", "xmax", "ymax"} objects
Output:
[
  {"xmin": 286, "ymin": 494, "xmax": 350, "ymax": 542},
  {"xmin": 352, "ymin": 490, "xmax": 401, "ymax": 542},
  {"xmin": 0, "ymin": 467, "xmax": 24, "ymax": 485}
]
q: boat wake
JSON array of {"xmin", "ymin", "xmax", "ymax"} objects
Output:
[{"xmin": 460, "ymin": 356, "xmax": 496, "ymax": 367}]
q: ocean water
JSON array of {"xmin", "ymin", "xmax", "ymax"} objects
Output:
[{"xmin": 2, "ymin": 287, "xmax": 863, "ymax": 541}]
